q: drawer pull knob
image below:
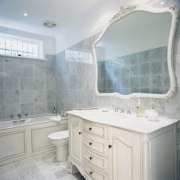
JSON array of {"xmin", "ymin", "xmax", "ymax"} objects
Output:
[
  {"xmin": 108, "ymin": 145, "xmax": 112, "ymax": 148},
  {"xmin": 89, "ymin": 142, "xmax": 92, "ymax": 146},
  {"xmin": 89, "ymin": 171, "xmax": 93, "ymax": 175},
  {"xmin": 89, "ymin": 157, "xmax": 93, "ymax": 160},
  {"xmin": 79, "ymin": 132, "xmax": 82, "ymax": 135},
  {"xmin": 89, "ymin": 127, "xmax": 92, "ymax": 131}
]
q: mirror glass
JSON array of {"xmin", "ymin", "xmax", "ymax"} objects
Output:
[{"xmin": 95, "ymin": 10, "xmax": 172, "ymax": 95}]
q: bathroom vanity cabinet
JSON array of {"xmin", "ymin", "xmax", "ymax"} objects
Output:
[
  {"xmin": 68, "ymin": 116, "xmax": 84, "ymax": 173},
  {"xmin": 68, "ymin": 111, "xmax": 178, "ymax": 180}
]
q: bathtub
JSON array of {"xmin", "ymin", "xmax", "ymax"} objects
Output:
[{"xmin": 0, "ymin": 115, "xmax": 68, "ymax": 165}]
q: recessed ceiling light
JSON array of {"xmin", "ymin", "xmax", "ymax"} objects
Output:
[
  {"xmin": 43, "ymin": 20, "xmax": 57, "ymax": 28},
  {"xmin": 160, "ymin": 1, "xmax": 165, "ymax": 5},
  {"xmin": 24, "ymin": 13, "xmax": 28, "ymax": 17}
]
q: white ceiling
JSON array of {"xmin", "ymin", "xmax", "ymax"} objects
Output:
[
  {"xmin": 0, "ymin": 0, "xmax": 179, "ymax": 52},
  {"xmin": 0, "ymin": 0, "xmax": 109, "ymax": 37}
]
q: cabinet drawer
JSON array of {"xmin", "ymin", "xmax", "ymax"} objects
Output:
[
  {"xmin": 84, "ymin": 163, "xmax": 107, "ymax": 180},
  {"xmin": 84, "ymin": 121, "xmax": 107, "ymax": 139},
  {"xmin": 83, "ymin": 148, "xmax": 107, "ymax": 171},
  {"xmin": 84, "ymin": 135, "xmax": 107, "ymax": 156},
  {"xmin": 68, "ymin": 115, "xmax": 83, "ymax": 124}
]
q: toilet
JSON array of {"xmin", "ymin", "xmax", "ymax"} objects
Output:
[{"xmin": 48, "ymin": 130, "xmax": 69, "ymax": 161}]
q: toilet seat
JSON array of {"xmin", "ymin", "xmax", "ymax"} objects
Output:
[{"xmin": 48, "ymin": 130, "xmax": 68, "ymax": 140}]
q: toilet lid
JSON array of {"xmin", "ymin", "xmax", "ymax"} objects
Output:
[{"xmin": 48, "ymin": 130, "xmax": 68, "ymax": 140}]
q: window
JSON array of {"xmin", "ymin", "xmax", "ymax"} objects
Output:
[
  {"xmin": 0, "ymin": 33, "xmax": 43, "ymax": 59},
  {"xmin": 65, "ymin": 49, "xmax": 93, "ymax": 64}
]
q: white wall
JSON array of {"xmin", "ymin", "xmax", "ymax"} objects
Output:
[{"xmin": 55, "ymin": 0, "xmax": 180, "ymax": 54}]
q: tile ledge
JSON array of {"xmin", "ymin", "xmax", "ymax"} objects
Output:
[{"xmin": 0, "ymin": 54, "xmax": 47, "ymax": 61}]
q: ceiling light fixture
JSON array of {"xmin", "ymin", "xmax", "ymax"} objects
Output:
[
  {"xmin": 43, "ymin": 20, "xmax": 57, "ymax": 28},
  {"xmin": 160, "ymin": 1, "xmax": 165, "ymax": 5},
  {"xmin": 24, "ymin": 13, "xmax": 28, "ymax": 17}
]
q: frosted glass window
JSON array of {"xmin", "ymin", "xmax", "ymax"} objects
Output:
[
  {"xmin": 65, "ymin": 49, "xmax": 93, "ymax": 64},
  {"xmin": 0, "ymin": 33, "xmax": 43, "ymax": 59}
]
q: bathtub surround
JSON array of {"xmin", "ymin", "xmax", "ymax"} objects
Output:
[
  {"xmin": 0, "ymin": 116, "xmax": 67, "ymax": 165},
  {"xmin": 0, "ymin": 54, "xmax": 57, "ymax": 121}
]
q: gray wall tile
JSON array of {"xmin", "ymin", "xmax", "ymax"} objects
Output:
[
  {"xmin": 5, "ymin": 104, "xmax": 21, "ymax": 120},
  {"xmin": 46, "ymin": 77, "xmax": 56, "ymax": 90},
  {"xmin": 4, "ymin": 62, "xmax": 19, "ymax": 78},
  {"xmin": 0, "ymin": 54, "xmax": 57, "ymax": 121},
  {"xmin": 20, "ymin": 62, "xmax": 33, "ymax": 78},
  {"xmin": 5, "ymin": 77, "xmax": 20, "ymax": 91},
  {"xmin": 34, "ymin": 103, "xmax": 46, "ymax": 115},
  {"xmin": 45, "ymin": 55, "xmax": 56, "ymax": 67},
  {"xmin": 0, "ymin": 73, "xmax": 4, "ymax": 91},
  {"xmin": 20, "ymin": 77, "xmax": 34, "ymax": 90},
  {"xmin": 34, "ymin": 64, "xmax": 46, "ymax": 78},
  {"xmin": 34, "ymin": 90, "xmax": 46, "ymax": 102},
  {"xmin": 47, "ymin": 90, "xmax": 56, "ymax": 102},
  {"xmin": 21, "ymin": 103, "xmax": 34, "ymax": 117},
  {"xmin": 47, "ymin": 101, "xmax": 57, "ymax": 113},
  {"xmin": 34, "ymin": 78, "xmax": 46, "ymax": 90},
  {"xmin": 5, "ymin": 91, "xmax": 20, "ymax": 104},
  {"xmin": 21, "ymin": 90, "xmax": 34, "ymax": 103}
]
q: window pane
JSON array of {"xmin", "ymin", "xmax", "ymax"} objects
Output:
[{"xmin": 0, "ymin": 34, "xmax": 43, "ymax": 58}]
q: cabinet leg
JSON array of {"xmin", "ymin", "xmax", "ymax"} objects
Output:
[{"xmin": 67, "ymin": 161, "xmax": 73, "ymax": 174}]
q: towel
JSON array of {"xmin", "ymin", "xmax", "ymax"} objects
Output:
[{"xmin": 49, "ymin": 115, "xmax": 62, "ymax": 122}]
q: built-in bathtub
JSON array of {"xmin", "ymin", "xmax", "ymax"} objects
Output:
[{"xmin": 0, "ymin": 115, "xmax": 68, "ymax": 165}]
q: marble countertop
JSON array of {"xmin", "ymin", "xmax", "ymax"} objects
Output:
[{"xmin": 67, "ymin": 109, "xmax": 179, "ymax": 134}]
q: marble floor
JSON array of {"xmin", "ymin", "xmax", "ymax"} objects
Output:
[{"xmin": 0, "ymin": 152, "xmax": 85, "ymax": 180}]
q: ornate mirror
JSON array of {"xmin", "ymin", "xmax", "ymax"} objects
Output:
[{"xmin": 93, "ymin": 6, "xmax": 179, "ymax": 99}]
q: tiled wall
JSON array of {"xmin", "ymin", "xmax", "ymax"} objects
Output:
[
  {"xmin": 56, "ymin": 8, "xmax": 180, "ymax": 179},
  {"xmin": 0, "ymin": 55, "xmax": 57, "ymax": 121},
  {"xmin": 98, "ymin": 47, "xmax": 169, "ymax": 94},
  {"xmin": 56, "ymin": 35, "xmax": 98, "ymax": 112}
]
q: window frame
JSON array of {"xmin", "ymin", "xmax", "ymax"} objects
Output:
[{"xmin": 0, "ymin": 32, "xmax": 44, "ymax": 60}]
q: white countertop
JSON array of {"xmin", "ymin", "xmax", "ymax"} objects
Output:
[{"xmin": 67, "ymin": 109, "xmax": 179, "ymax": 134}]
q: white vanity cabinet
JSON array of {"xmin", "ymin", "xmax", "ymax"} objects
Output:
[
  {"xmin": 68, "ymin": 112, "xmax": 178, "ymax": 180},
  {"xmin": 109, "ymin": 127, "xmax": 141, "ymax": 180},
  {"xmin": 83, "ymin": 121, "xmax": 108, "ymax": 180},
  {"xmin": 68, "ymin": 115, "xmax": 83, "ymax": 169},
  {"xmin": 108, "ymin": 125, "xmax": 177, "ymax": 180}
]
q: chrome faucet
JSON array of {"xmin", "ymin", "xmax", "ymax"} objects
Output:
[
  {"xmin": 112, "ymin": 105, "xmax": 118, "ymax": 112},
  {"xmin": 127, "ymin": 109, "xmax": 131, "ymax": 114},
  {"xmin": 10, "ymin": 114, "xmax": 14, "ymax": 119},
  {"xmin": 112, "ymin": 105, "xmax": 125, "ymax": 113}
]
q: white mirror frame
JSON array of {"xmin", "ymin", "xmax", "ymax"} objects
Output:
[{"xmin": 93, "ymin": 5, "xmax": 179, "ymax": 99}]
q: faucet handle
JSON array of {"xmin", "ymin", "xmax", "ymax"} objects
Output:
[
  {"xmin": 10, "ymin": 114, "xmax": 14, "ymax": 119},
  {"xmin": 112, "ymin": 105, "xmax": 117, "ymax": 112},
  {"xmin": 127, "ymin": 109, "xmax": 131, "ymax": 114},
  {"xmin": 17, "ymin": 113, "xmax": 22, "ymax": 119},
  {"xmin": 117, "ymin": 108, "xmax": 124, "ymax": 113}
]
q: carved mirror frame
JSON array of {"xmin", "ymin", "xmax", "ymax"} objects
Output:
[{"xmin": 93, "ymin": 6, "xmax": 179, "ymax": 99}]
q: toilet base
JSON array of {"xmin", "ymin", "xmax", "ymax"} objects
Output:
[{"xmin": 56, "ymin": 143, "xmax": 68, "ymax": 161}]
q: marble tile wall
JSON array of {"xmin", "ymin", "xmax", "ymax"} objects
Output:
[
  {"xmin": 56, "ymin": 4, "xmax": 180, "ymax": 179},
  {"xmin": 0, "ymin": 54, "xmax": 57, "ymax": 121}
]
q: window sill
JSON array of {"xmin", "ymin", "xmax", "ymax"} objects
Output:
[{"xmin": 0, "ymin": 53, "xmax": 47, "ymax": 61}]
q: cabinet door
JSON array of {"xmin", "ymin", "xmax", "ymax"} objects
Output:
[
  {"xmin": 69, "ymin": 116, "xmax": 83, "ymax": 165},
  {"xmin": 109, "ymin": 127, "xmax": 141, "ymax": 180}
]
